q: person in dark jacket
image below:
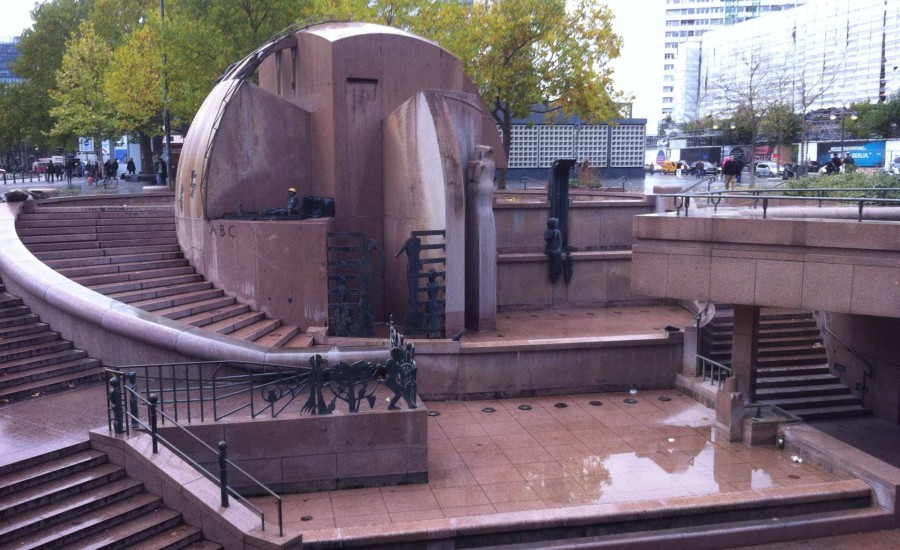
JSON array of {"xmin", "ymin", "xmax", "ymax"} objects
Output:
[{"xmin": 126, "ymin": 158, "xmax": 136, "ymax": 175}]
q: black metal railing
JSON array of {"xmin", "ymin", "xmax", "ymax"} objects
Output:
[
  {"xmin": 106, "ymin": 320, "xmax": 416, "ymax": 425},
  {"xmin": 600, "ymin": 176, "xmax": 627, "ymax": 192},
  {"xmin": 680, "ymin": 175, "xmax": 718, "ymax": 194},
  {"xmin": 105, "ymin": 369, "xmax": 284, "ymax": 536},
  {"xmin": 821, "ymin": 324, "xmax": 875, "ymax": 407},
  {"xmin": 2, "ymin": 171, "xmax": 38, "ymax": 185},
  {"xmin": 665, "ymin": 187, "xmax": 900, "ymax": 220},
  {"xmin": 696, "ymin": 354, "xmax": 732, "ymax": 387}
]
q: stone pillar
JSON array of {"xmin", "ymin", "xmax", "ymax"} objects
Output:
[
  {"xmin": 465, "ymin": 145, "xmax": 497, "ymax": 331},
  {"xmin": 731, "ymin": 304, "xmax": 760, "ymax": 403},
  {"xmin": 715, "ymin": 376, "xmax": 745, "ymax": 443}
]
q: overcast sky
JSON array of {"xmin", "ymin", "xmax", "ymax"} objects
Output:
[{"xmin": 2, "ymin": 0, "xmax": 666, "ymax": 128}]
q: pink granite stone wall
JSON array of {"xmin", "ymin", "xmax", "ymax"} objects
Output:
[
  {"xmin": 177, "ymin": 23, "xmax": 504, "ymax": 329},
  {"xmin": 154, "ymin": 408, "xmax": 428, "ymax": 494},
  {"xmin": 823, "ymin": 312, "xmax": 900, "ymax": 424}
]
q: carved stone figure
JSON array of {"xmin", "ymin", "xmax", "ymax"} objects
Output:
[{"xmin": 544, "ymin": 217, "xmax": 563, "ymax": 283}]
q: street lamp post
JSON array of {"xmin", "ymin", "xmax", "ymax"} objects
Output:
[
  {"xmin": 160, "ymin": 0, "xmax": 172, "ymax": 186},
  {"xmin": 829, "ymin": 103, "xmax": 858, "ymax": 157}
]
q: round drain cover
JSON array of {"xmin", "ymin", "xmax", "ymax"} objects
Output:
[
  {"xmin": 658, "ymin": 396, "xmax": 672, "ymax": 402},
  {"xmin": 481, "ymin": 407, "xmax": 496, "ymax": 413},
  {"xmin": 518, "ymin": 405, "xmax": 532, "ymax": 411},
  {"xmin": 301, "ymin": 516, "xmax": 313, "ymax": 522},
  {"xmin": 553, "ymin": 402, "xmax": 568, "ymax": 408},
  {"xmin": 427, "ymin": 411, "xmax": 441, "ymax": 417},
  {"xmin": 624, "ymin": 398, "xmax": 638, "ymax": 404},
  {"xmin": 788, "ymin": 474, "xmax": 800, "ymax": 479},
  {"xmin": 588, "ymin": 400, "xmax": 603, "ymax": 406}
]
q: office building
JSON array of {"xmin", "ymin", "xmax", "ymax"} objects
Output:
[
  {"xmin": 0, "ymin": 36, "xmax": 22, "ymax": 84},
  {"xmin": 682, "ymin": 0, "xmax": 900, "ymax": 122},
  {"xmin": 660, "ymin": 0, "xmax": 805, "ymax": 124}
]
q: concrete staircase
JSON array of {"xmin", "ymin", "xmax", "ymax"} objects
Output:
[
  {"xmin": 16, "ymin": 205, "xmax": 306, "ymax": 348},
  {"xmin": 0, "ymin": 281, "xmax": 104, "ymax": 405},
  {"xmin": 702, "ymin": 307, "xmax": 869, "ymax": 420},
  {"xmin": 0, "ymin": 441, "xmax": 221, "ymax": 549}
]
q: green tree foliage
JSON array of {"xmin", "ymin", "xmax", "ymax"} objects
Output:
[
  {"xmin": 106, "ymin": 23, "xmax": 163, "ymax": 136},
  {"xmin": 48, "ymin": 21, "xmax": 116, "ymax": 158},
  {"xmin": 761, "ymin": 102, "xmax": 802, "ymax": 164},
  {"xmin": 853, "ymin": 92, "xmax": 900, "ymax": 138},
  {"xmin": 12, "ymin": 0, "xmax": 94, "ymax": 151},
  {"xmin": 454, "ymin": 0, "xmax": 625, "ymax": 187}
]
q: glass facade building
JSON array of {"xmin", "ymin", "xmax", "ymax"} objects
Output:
[
  {"xmin": 0, "ymin": 36, "xmax": 23, "ymax": 84},
  {"xmin": 678, "ymin": 0, "xmax": 900, "ymax": 122},
  {"xmin": 661, "ymin": 0, "xmax": 805, "ymax": 120}
]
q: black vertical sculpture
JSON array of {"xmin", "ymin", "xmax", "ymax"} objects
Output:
[
  {"xmin": 547, "ymin": 158, "xmax": 577, "ymax": 283},
  {"xmin": 326, "ymin": 232, "xmax": 380, "ymax": 337}
]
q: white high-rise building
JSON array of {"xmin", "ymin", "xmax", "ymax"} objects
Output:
[
  {"xmin": 660, "ymin": 0, "xmax": 806, "ymax": 125},
  {"xmin": 685, "ymin": 0, "xmax": 900, "ymax": 121}
]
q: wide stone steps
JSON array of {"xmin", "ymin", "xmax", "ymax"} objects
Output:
[
  {"xmin": 0, "ymin": 443, "xmax": 219, "ymax": 550},
  {"xmin": 0, "ymin": 285, "xmax": 104, "ymax": 404},
  {"xmin": 700, "ymin": 307, "xmax": 868, "ymax": 421},
  {"xmin": 33, "ymin": 243, "xmax": 183, "ymax": 262},
  {"xmin": 55, "ymin": 258, "xmax": 190, "ymax": 279},
  {"xmin": 16, "ymin": 205, "xmax": 301, "ymax": 349}
]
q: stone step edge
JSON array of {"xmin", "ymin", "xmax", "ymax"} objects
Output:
[{"xmin": 300, "ymin": 479, "xmax": 876, "ymax": 548}]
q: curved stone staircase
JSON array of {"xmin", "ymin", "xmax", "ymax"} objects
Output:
[
  {"xmin": 0, "ymin": 441, "xmax": 220, "ymax": 549},
  {"xmin": 0, "ymin": 280, "xmax": 104, "ymax": 404},
  {"xmin": 702, "ymin": 307, "xmax": 869, "ymax": 420},
  {"xmin": 16, "ymin": 204, "xmax": 308, "ymax": 349}
]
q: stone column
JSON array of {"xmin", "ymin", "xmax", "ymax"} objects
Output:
[
  {"xmin": 731, "ymin": 304, "xmax": 760, "ymax": 403},
  {"xmin": 465, "ymin": 145, "xmax": 497, "ymax": 331}
]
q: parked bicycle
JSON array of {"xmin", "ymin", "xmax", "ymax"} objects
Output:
[{"xmin": 86, "ymin": 173, "xmax": 118, "ymax": 190}]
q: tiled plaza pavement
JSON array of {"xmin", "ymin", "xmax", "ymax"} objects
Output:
[{"xmin": 249, "ymin": 390, "xmax": 856, "ymax": 541}]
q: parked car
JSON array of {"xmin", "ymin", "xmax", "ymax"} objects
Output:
[{"xmin": 754, "ymin": 161, "xmax": 780, "ymax": 178}]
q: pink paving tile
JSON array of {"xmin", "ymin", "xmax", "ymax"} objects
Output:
[
  {"xmin": 491, "ymin": 499, "xmax": 546, "ymax": 513},
  {"xmin": 427, "ymin": 468, "xmax": 478, "ymax": 488},
  {"xmin": 542, "ymin": 442, "xmax": 593, "ymax": 461},
  {"xmin": 582, "ymin": 438, "xmax": 635, "ymax": 456},
  {"xmin": 459, "ymin": 448, "xmax": 512, "ymax": 468},
  {"xmin": 522, "ymin": 419, "xmax": 567, "ymax": 433},
  {"xmin": 380, "ymin": 487, "xmax": 440, "ymax": 513},
  {"xmin": 431, "ymin": 485, "xmax": 491, "ymax": 508},
  {"xmin": 330, "ymin": 492, "xmax": 388, "ymax": 518},
  {"xmin": 534, "ymin": 429, "xmax": 582, "ymax": 446},
  {"xmin": 428, "ymin": 449, "xmax": 467, "ymax": 470},
  {"xmin": 334, "ymin": 513, "xmax": 393, "ymax": 528},
  {"xmin": 492, "ymin": 433, "xmax": 540, "ymax": 449},
  {"xmin": 439, "ymin": 422, "xmax": 490, "ymax": 439},
  {"xmin": 439, "ymin": 504, "xmax": 497, "ymax": 518},
  {"xmin": 434, "ymin": 411, "xmax": 478, "ymax": 426},
  {"xmin": 515, "ymin": 460, "xmax": 566, "ymax": 482},
  {"xmin": 451, "ymin": 435, "xmax": 499, "ymax": 452},
  {"xmin": 480, "ymin": 421, "xmax": 529, "ymax": 436},
  {"xmin": 527, "ymin": 477, "xmax": 589, "ymax": 502},
  {"xmin": 479, "ymin": 481, "xmax": 539, "ymax": 504},
  {"xmin": 388, "ymin": 508, "xmax": 445, "ymax": 523},
  {"xmin": 502, "ymin": 445, "xmax": 556, "ymax": 465},
  {"xmin": 570, "ymin": 426, "xmax": 618, "ymax": 443},
  {"xmin": 468, "ymin": 464, "xmax": 526, "ymax": 485}
]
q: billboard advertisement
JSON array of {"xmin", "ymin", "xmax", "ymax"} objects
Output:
[{"xmin": 817, "ymin": 140, "xmax": 886, "ymax": 167}]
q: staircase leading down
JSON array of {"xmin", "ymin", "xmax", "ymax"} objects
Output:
[
  {"xmin": 701, "ymin": 307, "xmax": 869, "ymax": 420},
  {"xmin": 16, "ymin": 205, "xmax": 308, "ymax": 349},
  {"xmin": 0, "ymin": 441, "xmax": 221, "ymax": 549},
  {"xmin": 0, "ymin": 280, "xmax": 104, "ymax": 404}
]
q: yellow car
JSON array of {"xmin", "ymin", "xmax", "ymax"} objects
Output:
[{"xmin": 659, "ymin": 160, "xmax": 678, "ymax": 174}]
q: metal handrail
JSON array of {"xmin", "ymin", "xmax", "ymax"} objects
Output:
[
  {"xmin": 665, "ymin": 189, "xmax": 900, "ymax": 220},
  {"xmin": 696, "ymin": 354, "xmax": 732, "ymax": 387},
  {"xmin": 600, "ymin": 176, "xmax": 627, "ymax": 192},
  {"xmin": 680, "ymin": 175, "xmax": 717, "ymax": 194},
  {"xmin": 820, "ymin": 324, "xmax": 875, "ymax": 407},
  {"xmin": 105, "ymin": 369, "xmax": 284, "ymax": 536},
  {"xmin": 521, "ymin": 177, "xmax": 546, "ymax": 189}
]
